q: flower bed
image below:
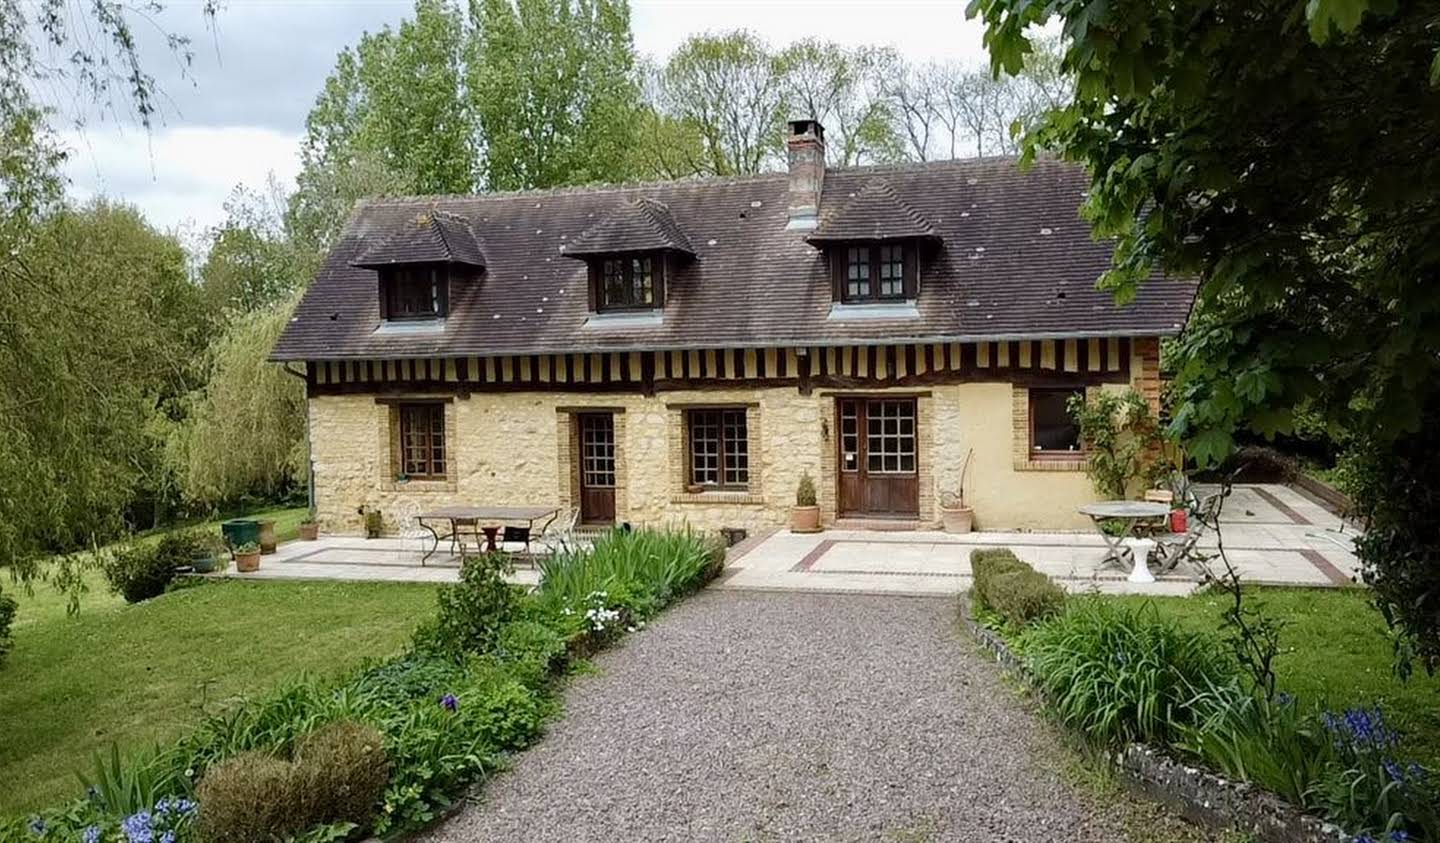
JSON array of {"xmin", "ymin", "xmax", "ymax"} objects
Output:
[
  {"xmin": 959, "ymin": 548, "xmax": 1439, "ymax": 843},
  {"xmin": 4, "ymin": 528, "xmax": 724, "ymax": 843}
]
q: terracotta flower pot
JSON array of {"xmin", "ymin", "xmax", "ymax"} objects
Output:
[
  {"xmin": 298, "ymin": 522, "xmax": 320, "ymax": 541},
  {"xmin": 939, "ymin": 505, "xmax": 975, "ymax": 534},
  {"xmin": 790, "ymin": 505, "xmax": 822, "ymax": 533},
  {"xmin": 257, "ymin": 519, "xmax": 277, "ymax": 554},
  {"xmin": 235, "ymin": 550, "xmax": 261, "ymax": 573}
]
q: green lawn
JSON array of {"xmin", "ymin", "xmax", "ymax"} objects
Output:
[
  {"xmin": 0, "ymin": 574, "xmax": 436, "ymax": 816},
  {"xmin": 1108, "ymin": 587, "xmax": 1440, "ymax": 768}
]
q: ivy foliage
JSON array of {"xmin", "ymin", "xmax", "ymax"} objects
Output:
[{"xmin": 968, "ymin": 0, "xmax": 1440, "ymax": 669}]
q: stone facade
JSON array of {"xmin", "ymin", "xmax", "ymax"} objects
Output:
[{"xmin": 308, "ymin": 336, "xmax": 1162, "ymax": 535}]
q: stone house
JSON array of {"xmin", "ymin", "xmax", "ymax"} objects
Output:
[{"xmin": 271, "ymin": 120, "xmax": 1195, "ymax": 535}]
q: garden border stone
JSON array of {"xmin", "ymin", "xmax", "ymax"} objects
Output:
[{"xmin": 957, "ymin": 595, "xmax": 1349, "ymax": 843}]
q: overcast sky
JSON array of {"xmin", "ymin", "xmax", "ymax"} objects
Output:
[{"xmin": 58, "ymin": 0, "xmax": 989, "ymax": 233}]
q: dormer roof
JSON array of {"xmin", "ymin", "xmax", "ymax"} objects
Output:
[
  {"xmin": 352, "ymin": 210, "xmax": 486, "ymax": 269},
  {"xmin": 805, "ymin": 179, "xmax": 941, "ymax": 245},
  {"xmin": 563, "ymin": 197, "xmax": 696, "ymax": 259}
]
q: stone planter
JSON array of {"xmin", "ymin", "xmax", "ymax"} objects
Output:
[
  {"xmin": 790, "ymin": 505, "xmax": 822, "ymax": 533},
  {"xmin": 257, "ymin": 519, "xmax": 277, "ymax": 554},
  {"xmin": 939, "ymin": 504, "xmax": 974, "ymax": 534},
  {"xmin": 234, "ymin": 549, "xmax": 261, "ymax": 573},
  {"xmin": 298, "ymin": 522, "xmax": 320, "ymax": 541}
]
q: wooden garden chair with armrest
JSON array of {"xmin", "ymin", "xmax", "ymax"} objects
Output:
[{"xmin": 1152, "ymin": 492, "xmax": 1224, "ymax": 575}]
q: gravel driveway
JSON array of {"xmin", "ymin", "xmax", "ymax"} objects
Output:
[{"xmin": 422, "ymin": 590, "xmax": 1139, "ymax": 842}]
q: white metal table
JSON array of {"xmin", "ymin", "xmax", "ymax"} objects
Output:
[{"xmin": 1077, "ymin": 501, "xmax": 1172, "ymax": 569}]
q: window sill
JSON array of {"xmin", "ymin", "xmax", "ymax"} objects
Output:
[
  {"xmin": 1014, "ymin": 455, "xmax": 1087, "ymax": 472},
  {"xmin": 374, "ymin": 318, "xmax": 446, "ymax": 335},
  {"xmin": 383, "ymin": 477, "xmax": 457, "ymax": 493},
  {"xmin": 670, "ymin": 490, "xmax": 764, "ymax": 506},
  {"xmin": 582, "ymin": 310, "xmax": 663, "ymax": 330},
  {"xmin": 827, "ymin": 301, "xmax": 920, "ymax": 321}
]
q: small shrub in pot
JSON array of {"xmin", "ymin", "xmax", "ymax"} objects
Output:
[
  {"xmin": 233, "ymin": 541, "xmax": 262, "ymax": 573},
  {"xmin": 791, "ymin": 471, "xmax": 821, "ymax": 533}
]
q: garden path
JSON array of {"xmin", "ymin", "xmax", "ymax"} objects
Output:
[{"xmin": 421, "ymin": 590, "xmax": 1167, "ymax": 842}]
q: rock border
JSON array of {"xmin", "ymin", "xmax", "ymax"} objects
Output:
[{"xmin": 957, "ymin": 597, "xmax": 1348, "ymax": 843}]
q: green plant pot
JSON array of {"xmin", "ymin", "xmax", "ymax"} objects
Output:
[{"xmin": 190, "ymin": 554, "xmax": 220, "ymax": 574}]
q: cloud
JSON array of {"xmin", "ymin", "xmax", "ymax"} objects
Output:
[{"xmin": 60, "ymin": 126, "xmax": 303, "ymax": 233}]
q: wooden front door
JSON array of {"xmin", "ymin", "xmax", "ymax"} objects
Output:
[
  {"xmin": 837, "ymin": 397, "xmax": 919, "ymax": 517},
  {"xmin": 578, "ymin": 413, "xmax": 616, "ymax": 524}
]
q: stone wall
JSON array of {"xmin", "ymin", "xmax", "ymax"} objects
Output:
[{"xmin": 308, "ymin": 340, "xmax": 1163, "ymax": 535}]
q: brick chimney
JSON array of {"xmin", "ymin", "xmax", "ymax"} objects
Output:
[{"xmin": 785, "ymin": 118, "xmax": 826, "ymax": 231}]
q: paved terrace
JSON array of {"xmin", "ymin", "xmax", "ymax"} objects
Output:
[{"xmin": 214, "ymin": 484, "xmax": 1359, "ymax": 596}]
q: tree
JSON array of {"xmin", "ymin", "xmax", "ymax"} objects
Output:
[
  {"xmin": 0, "ymin": 202, "xmax": 212, "ymax": 579},
  {"xmin": 203, "ymin": 182, "xmax": 313, "ymax": 318},
  {"xmin": 470, "ymin": 0, "xmax": 642, "ymax": 190},
  {"xmin": 884, "ymin": 60, "xmax": 942, "ymax": 161},
  {"xmin": 291, "ymin": 0, "xmax": 470, "ymax": 254},
  {"xmin": 970, "ymin": 0, "xmax": 1440, "ymax": 669},
  {"xmin": 778, "ymin": 41, "xmax": 902, "ymax": 166},
  {"xmin": 169, "ymin": 298, "xmax": 308, "ymax": 507},
  {"xmin": 655, "ymin": 31, "xmax": 786, "ymax": 176}
]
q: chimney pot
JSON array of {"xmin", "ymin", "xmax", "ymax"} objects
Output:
[{"xmin": 786, "ymin": 118, "xmax": 826, "ymax": 231}]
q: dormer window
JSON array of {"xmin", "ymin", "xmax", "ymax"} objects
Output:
[
  {"xmin": 382, "ymin": 266, "xmax": 448, "ymax": 321},
  {"xmin": 591, "ymin": 254, "xmax": 663, "ymax": 311},
  {"xmin": 835, "ymin": 243, "xmax": 917, "ymax": 303}
]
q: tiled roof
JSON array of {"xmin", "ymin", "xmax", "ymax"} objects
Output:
[
  {"xmin": 274, "ymin": 157, "xmax": 1196, "ymax": 361},
  {"xmin": 352, "ymin": 211, "xmax": 486, "ymax": 268},
  {"xmin": 806, "ymin": 178, "xmax": 939, "ymax": 243},
  {"xmin": 563, "ymin": 197, "xmax": 695, "ymax": 258}
]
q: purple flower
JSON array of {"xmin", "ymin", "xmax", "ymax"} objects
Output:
[
  {"xmin": 1384, "ymin": 759, "xmax": 1405, "ymax": 781},
  {"xmin": 1389, "ymin": 832, "xmax": 1409, "ymax": 842},
  {"xmin": 1352, "ymin": 836, "xmax": 1376, "ymax": 843},
  {"xmin": 159, "ymin": 833, "xmax": 175, "ymax": 843},
  {"xmin": 121, "ymin": 810, "xmax": 153, "ymax": 843},
  {"xmin": 27, "ymin": 817, "xmax": 46, "ymax": 837},
  {"xmin": 440, "ymin": 693, "xmax": 459, "ymax": 712},
  {"xmin": 83, "ymin": 828, "xmax": 101, "ymax": 843},
  {"xmin": 1276, "ymin": 691, "xmax": 1294, "ymax": 706}
]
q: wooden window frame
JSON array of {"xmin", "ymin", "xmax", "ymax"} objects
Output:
[
  {"xmin": 397, "ymin": 401, "xmax": 448, "ymax": 480},
  {"xmin": 588, "ymin": 252, "xmax": 666, "ymax": 312},
  {"xmin": 831, "ymin": 242, "xmax": 917, "ymax": 304},
  {"xmin": 379, "ymin": 265, "xmax": 449, "ymax": 321},
  {"xmin": 1028, "ymin": 387, "xmax": 1085, "ymax": 459},
  {"xmin": 684, "ymin": 407, "xmax": 749, "ymax": 491}
]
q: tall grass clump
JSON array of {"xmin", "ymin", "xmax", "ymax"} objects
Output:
[
  {"xmin": 1020, "ymin": 599, "xmax": 1236, "ymax": 745},
  {"xmin": 535, "ymin": 528, "xmax": 722, "ymax": 619}
]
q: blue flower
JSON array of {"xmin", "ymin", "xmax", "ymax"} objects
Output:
[
  {"xmin": 440, "ymin": 693, "xmax": 459, "ymax": 712},
  {"xmin": 159, "ymin": 833, "xmax": 175, "ymax": 843},
  {"xmin": 82, "ymin": 827, "xmax": 101, "ymax": 843},
  {"xmin": 1389, "ymin": 832, "xmax": 1409, "ymax": 842},
  {"xmin": 1384, "ymin": 759, "xmax": 1405, "ymax": 781},
  {"xmin": 121, "ymin": 810, "xmax": 153, "ymax": 843},
  {"xmin": 1352, "ymin": 836, "xmax": 1376, "ymax": 843},
  {"xmin": 1277, "ymin": 691, "xmax": 1294, "ymax": 706},
  {"xmin": 27, "ymin": 817, "xmax": 46, "ymax": 837}
]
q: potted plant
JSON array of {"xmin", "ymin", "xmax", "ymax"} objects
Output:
[
  {"xmin": 363, "ymin": 508, "xmax": 384, "ymax": 539},
  {"xmin": 938, "ymin": 448, "xmax": 975, "ymax": 534},
  {"xmin": 298, "ymin": 517, "xmax": 320, "ymax": 541},
  {"xmin": 234, "ymin": 541, "xmax": 262, "ymax": 573},
  {"xmin": 190, "ymin": 533, "xmax": 227, "ymax": 574},
  {"xmin": 791, "ymin": 471, "xmax": 822, "ymax": 533}
]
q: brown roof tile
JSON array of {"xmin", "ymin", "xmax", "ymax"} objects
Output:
[
  {"xmin": 274, "ymin": 157, "xmax": 1196, "ymax": 361},
  {"xmin": 563, "ymin": 197, "xmax": 695, "ymax": 258},
  {"xmin": 352, "ymin": 210, "xmax": 486, "ymax": 268},
  {"xmin": 805, "ymin": 178, "xmax": 939, "ymax": 243}
]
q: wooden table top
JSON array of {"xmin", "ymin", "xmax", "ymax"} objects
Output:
[{"xmin": 419, "ymin": 505, "xmax": 558, "ymax": 521}]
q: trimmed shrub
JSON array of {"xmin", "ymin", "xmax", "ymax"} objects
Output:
[
  {"xmin": 195, "ymin": 750, "xmax": 300, "ymax": 843},
  {"xmin": 103, "ymin": 543, "xmax": 177, "ymax": 603},
  {"xmin": 971, "ymin": 547, "xmax": 1028, "ymax": 604},
  {"xmin": 196, "ymin": 721, "xmax": 389, "ymax": 843},
  {"xmin": 293, "ymin": 720, "xmax": 389, "ymax": 828},
  {"xmin": 0, "ymin": 589, "xmax": 16, "ymax": 665},
  {"xmin": 1020, "ymin": 599, "xmax": 1237, "ymax": 745},
  {"xmin": 985, "ymin": 568, "xmax": 1066, "ymax": 628}
]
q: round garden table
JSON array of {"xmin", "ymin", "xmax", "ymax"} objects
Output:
[{"xmin": 1077, "ymin": 501, "xmax": 1172, "ymax": 569}]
